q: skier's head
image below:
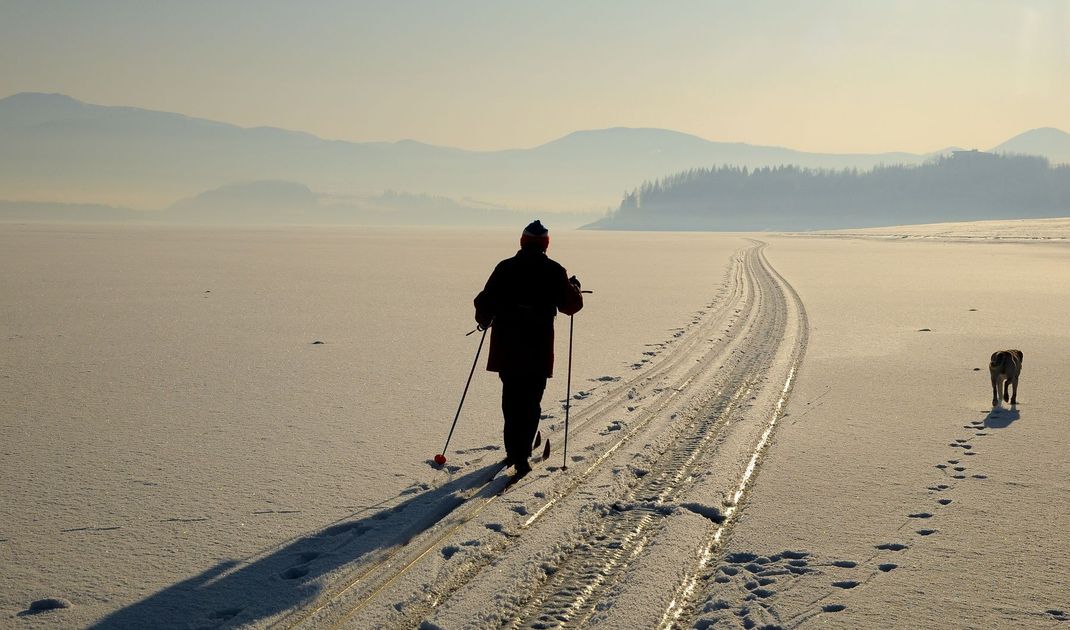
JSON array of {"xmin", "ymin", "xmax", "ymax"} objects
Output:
[{"xmin": 520, "ymin": 219, "xmax": 549, "ymax": 252}]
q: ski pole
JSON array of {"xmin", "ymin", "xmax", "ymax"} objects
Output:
[
  {"xmin": 560, "ymin": 289, "xmax": 591, "ymax": 471},
  {"xmin": 434, "ymin": 326, "xmax": 488, "ymax": 466},
  {"xmin": 562, "ymin": 314, "xmax": 574, "ymax": 471}
]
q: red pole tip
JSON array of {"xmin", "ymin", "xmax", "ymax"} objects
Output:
[{"xmin": 433, "ymin": 454, "xmax": 447, "ymax": 466}]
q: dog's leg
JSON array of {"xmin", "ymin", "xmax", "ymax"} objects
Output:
[
  {"xmin": 1010, "ymin": 376, "xmax": 1018, "ymax": 405},
  {"xmin": 1003, "ymin": 376, "xmax": 1010, "ymax": 403},
  {"xmin": 991, "ymin": 372, "xmax": 1000, "ymax": 407}
]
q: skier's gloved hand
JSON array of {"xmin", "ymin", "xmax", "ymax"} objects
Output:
[{"xmin": 569, "ymin": 275, "xmax": 581, "ymax": 290}]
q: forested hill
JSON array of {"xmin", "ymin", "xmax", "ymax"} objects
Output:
[{"xmin": 585, "ymin": 151, "xmax": 1070, "ymax": 231}]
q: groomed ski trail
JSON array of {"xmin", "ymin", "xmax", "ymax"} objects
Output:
[{"xmin": 274, "ymin": 240, "xmax": 807, "ymax": 629}]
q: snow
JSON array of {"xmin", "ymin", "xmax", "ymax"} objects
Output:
[
  {"xmin": 0, "ymin": 224, "xmax": 744, "ymax": 627},
  {"xmin": 696, "ymin": 226, "xmax": 1070, "ymax": 628},
  {"xmin": 3, "ymin": 219, "xmax": 1069, "ymax": 628}
]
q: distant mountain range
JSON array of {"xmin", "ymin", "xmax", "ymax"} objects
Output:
[{"xmin": 1, "ymin": 92, "xmax": 1068, "ymax": 224}]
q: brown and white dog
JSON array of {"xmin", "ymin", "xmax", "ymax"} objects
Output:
[{"xmin": 990, "ymin": 349, "xmax": 1023, "ymax": 407}]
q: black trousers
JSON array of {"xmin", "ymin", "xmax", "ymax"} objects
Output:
[{"xmin": 499, "ymin": 371, "xmax": 548, "ymax": 464}]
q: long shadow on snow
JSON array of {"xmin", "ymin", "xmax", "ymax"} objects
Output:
[
  {"xmin": 985, "ymin": 404, "xmax": 1020, "ymax": 429},
  {"xmin": 89, "ymin": 461, "xmax": 505, "ymax": 629}
]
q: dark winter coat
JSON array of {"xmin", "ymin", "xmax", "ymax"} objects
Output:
[{"xmin": 474, "ymin": 249, "xmax": 583, "ymax": 377}]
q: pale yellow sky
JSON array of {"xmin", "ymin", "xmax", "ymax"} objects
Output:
[{"xmin": 2, "ymin": 1, "xmax": 1067, "ymax": 153}]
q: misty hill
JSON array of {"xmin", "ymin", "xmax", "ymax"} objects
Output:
[
  {"xmin": 992, "ymin": 128, "xmax": 1070, "ymax": 164},
  {"xmin": 0, "ymin": 200, "xmax": 149, "ymax": 222},
  {"xmin": 167, "ymin": 180, "xmax": 320, "ymax": 222},
  {"xmin": 162, "ymin": 181, "xmax": 596, "ymax": 226},
  {"xmin": 586, "ymin": 152, "xmax": 1070, "ymax": 231},
  {"xmin": 0, "ymin": 180, "xmax": 597, "ymax": 227},
  {"xmin": 0, "ymin": 92, "xmax": 958, "ymax": 213}
]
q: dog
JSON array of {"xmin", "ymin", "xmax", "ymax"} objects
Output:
[{"xmin": 989, "ymin": 349, "xmax": 1023, "ymax": 407}]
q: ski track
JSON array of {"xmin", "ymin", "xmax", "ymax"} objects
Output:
[{"xmin": 271, "ymin": 240, "xmax": 807, "ymax": 629}]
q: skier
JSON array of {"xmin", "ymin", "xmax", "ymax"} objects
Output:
[{"xmin": 474, "ymin": 220, "xmax": 583, "ymax": 476}]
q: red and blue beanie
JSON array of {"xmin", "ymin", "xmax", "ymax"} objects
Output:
[{"xmin": 520, "ymin": 219, "xmax": 549, "ymax": 251}]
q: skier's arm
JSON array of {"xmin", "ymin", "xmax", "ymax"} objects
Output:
[
  {"xmin": 557, "ymin": 270, "xmax": 583, "ymax": 316},
  {"xmin": 473, "ymin": 267, "xmax": 501, "ymax": 328}
]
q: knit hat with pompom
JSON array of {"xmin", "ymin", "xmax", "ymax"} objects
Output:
[{"xmin": 520, "ymin": 220, "xmax": 549, "ymax": 251}]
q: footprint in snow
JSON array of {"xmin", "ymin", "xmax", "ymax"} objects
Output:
[
  {"xmin": 917, "ymin": 529, "xmax": 937, "ymax": 536},
  {"xmin": 878, "ymin": 563, "xmax": 897, "ymax": 572},
  {"xmin": 208, "ymin": 608, "xmax": 243, "ymax": 620},
  {"xmin": 823, "ymin": 604, "xmax": 847, "ymax": 613},
  {"xmin": 280, "ymin": 566, "xmax": 309, "ymax": 580},
  {"xmin": 876, "ymin": 543, "xmax": 908, "ymax": 551},
  {"xmin": 831, "ymin": 580, "xmax": 859, "ymax": 589},
  {"xmin": 937, "ymin": 498, "xmax": 953, "ymax": 506},
  {"xmin": 19, "ymin": 598, "xmax": 73, "ymax": 616},
  {"xmin": 831, "ymin": 560, "xmax": 857, "ymax": 568},
  {"xmin": 323, "ymin": 522, "xmax": 369, "ymax": 537}
]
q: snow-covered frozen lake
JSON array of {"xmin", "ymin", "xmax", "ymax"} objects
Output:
[
  {"xmin": 0, "ymin": 224, "xmax": 746, "ymax": 626},
  {"xmin": 3, "ymin": 221, "xmax": 1069, "ymax": 628}
]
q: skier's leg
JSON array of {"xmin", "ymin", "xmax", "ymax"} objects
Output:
[
  {"xmin": 501, "ymin": 372, "xmax": 526, "ymax": 465},
  {"xmin": 501, "ymin": 371, "xmax": 546, "ymax": 466},
  {"xmin": 518, "ymin": 372, "xmax": 547, "ymax": 460}
]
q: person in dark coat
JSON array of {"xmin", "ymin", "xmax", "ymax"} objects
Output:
[{"xmin": 474, "ymin": 220, "xmax": 583, "ymax": 475}]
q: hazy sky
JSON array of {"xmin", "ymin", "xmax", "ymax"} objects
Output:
[{"xmin": 2, "ymin": 1, "xmax": 1068, "ymax": 153}]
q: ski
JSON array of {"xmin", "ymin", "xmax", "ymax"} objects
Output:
[{"xmin": 499, "ymin": 437, "xmax": 553, "ymax": 495}]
